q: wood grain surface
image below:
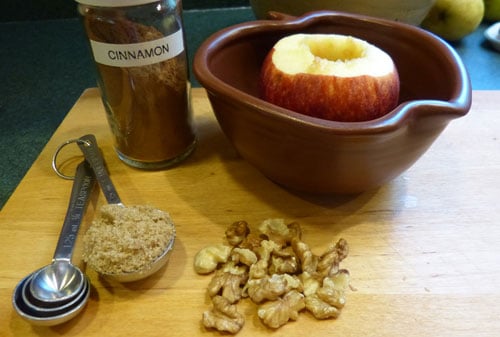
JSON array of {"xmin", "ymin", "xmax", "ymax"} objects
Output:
[{"xmin": 1, "ymin": 88, "xmax": 499, "ymax": 336}]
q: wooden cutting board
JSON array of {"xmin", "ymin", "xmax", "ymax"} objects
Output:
[{"xmin": 1, "ymin": 88, "xmax": 500, "ymax": 337}]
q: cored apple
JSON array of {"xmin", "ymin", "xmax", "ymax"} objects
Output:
[{"xmin": 260, "ymin": 34, "xmax": 400, "ymax": 122}]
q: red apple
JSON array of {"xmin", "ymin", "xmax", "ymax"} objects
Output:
[{"xmin": 260, "ymin": 34, "xmax": 400, "ymax": 122}]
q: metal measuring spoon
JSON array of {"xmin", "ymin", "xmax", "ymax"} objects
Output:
[
  {"xmin": 29, "ymin": 160, "xmax": 95, "ymax": 303},
  {"xmin": 77, "ymin": 134, "xmax": 176, "ymax": 282}
]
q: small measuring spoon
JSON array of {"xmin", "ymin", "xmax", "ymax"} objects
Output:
[
  {"xmin": 22, "ymin": 270, "xmax": 88, "ymax": 313},
  {"xmin": 29, "ymin": 160, "xmax": 95, "ymax": 303}
]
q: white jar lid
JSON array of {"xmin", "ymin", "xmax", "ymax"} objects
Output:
[{"xmin": 75, "ymin": 0, "xmax": 160, "ymax": 7}]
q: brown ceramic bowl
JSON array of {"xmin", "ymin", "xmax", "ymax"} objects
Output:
[{"xmin": 193, "ymin": 11, "xmax": 471, "ymax": 194}]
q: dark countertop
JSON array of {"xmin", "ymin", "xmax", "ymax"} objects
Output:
[{"xmin": 1, "ymin": 7, "xmax": 499, "ymax": 209}]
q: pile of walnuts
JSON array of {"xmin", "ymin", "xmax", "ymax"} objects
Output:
[{"xmin": 193, "ymin": 219, "xmax": 350, "ymax": 334}]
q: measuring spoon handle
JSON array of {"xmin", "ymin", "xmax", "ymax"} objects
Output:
[
  {"xmin": 78, "ymin": 134, "xmax": 123, "ymax": 205},
  {"xmin": 53, "ymin": 160, "xmax": 95, "ymax": 261}
]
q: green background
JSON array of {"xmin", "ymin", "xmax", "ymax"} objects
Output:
[{"xmin": 0, "ymin": 0, "xmax": 249, "ymax": 21}]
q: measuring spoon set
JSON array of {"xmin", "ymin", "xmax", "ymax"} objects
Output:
[{"xmin": 12, "ymin": 135, "xmax": 111, "ymax": 325}]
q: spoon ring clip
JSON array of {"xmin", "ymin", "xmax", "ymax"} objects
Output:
[{"xmin": 52, "ymin": 138, "xmax": 92, "ymax": 180}]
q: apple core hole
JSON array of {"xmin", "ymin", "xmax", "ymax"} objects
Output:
[{"xmin": 307, "ymin": 38, "xmax": 365, "ymax": 62}]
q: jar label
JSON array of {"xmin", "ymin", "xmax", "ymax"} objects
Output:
[{"xmin": 89, "ymin": 29, "xmax": 184, "ymax": 67}]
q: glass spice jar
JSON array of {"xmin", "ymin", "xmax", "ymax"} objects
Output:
[{"xmin": 76, "ymin": 0, "xmax": 196, "ymax": 169}]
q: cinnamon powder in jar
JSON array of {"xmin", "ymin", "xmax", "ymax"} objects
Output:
[{"xmin": 80, "ymin": 4, "xmax": 195, "ymax": 169}]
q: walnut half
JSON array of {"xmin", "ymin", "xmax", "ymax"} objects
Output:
[
  {"xmin": 305, "ymin": 270, "xmax": 350, "ymax": 319},
  {"xmin": 246, "ymin": 274, "xmax": 302, "ymax": 303},
  {"xmin": 257, "ymin": 290, "xmax": 305, "ymax": 329},
  {"xmin": 193, "ymin": 244, "xmax": 232, "ymax": 274},
  {"xmin": 202, "ymin": 296, "xmax": 245, "ymax": 334}
]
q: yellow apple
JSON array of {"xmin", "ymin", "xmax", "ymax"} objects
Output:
[
  {"xmin": 484, "ymin": 0, "xmax": 500, "ymax": 21},
  {"xmin": 260, "ymin": 34, "xmax": 400, "ymax": 122},
  {"xmin": 420, "ymin": 0, "xmax": 484, "ymax": 41}
]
